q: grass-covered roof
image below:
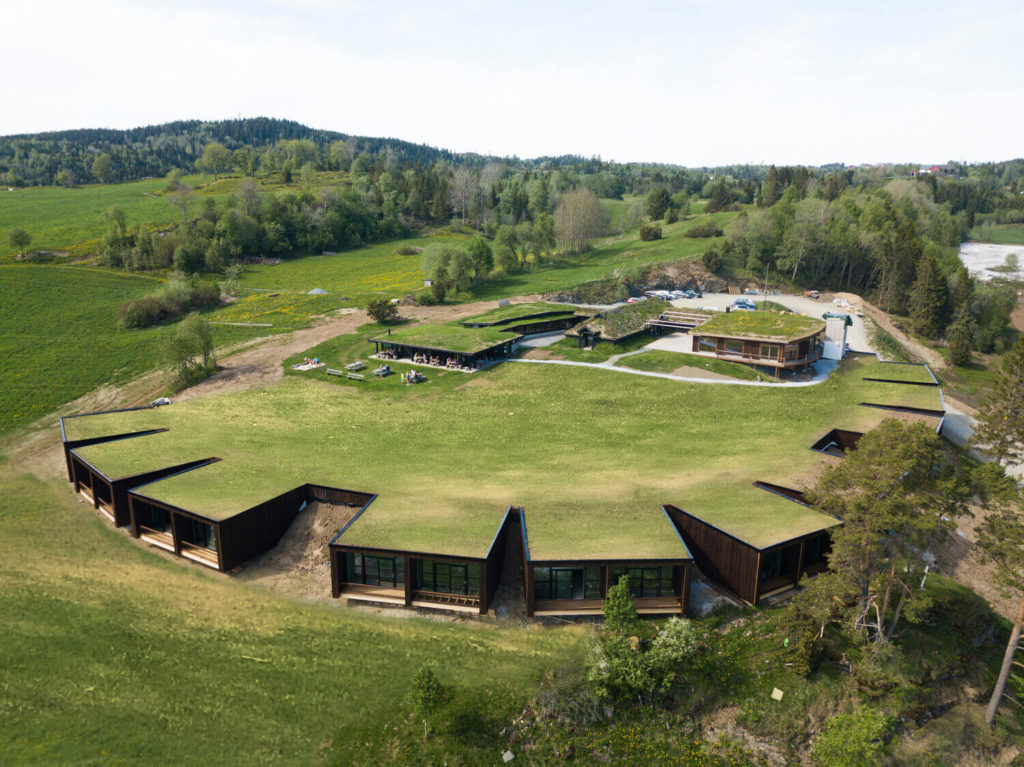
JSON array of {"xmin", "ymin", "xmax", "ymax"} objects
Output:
[
  {"xmin": 458, "ymin": 302, "xmax": 576, "ymax": 325},
  {"xmin": 855, "ymin": 357, "xmax": 937, "ymax": 384},
  {"xmin": 695, "ymin": 310, "xmax": 825, "ymax": 342},
  {"xmin": 62, "ymin": 354, "xmax": 939, "ymax": 559},
  {"xmin": 369, "ymin": 323, "xmax": 518, "ymax": 354}
]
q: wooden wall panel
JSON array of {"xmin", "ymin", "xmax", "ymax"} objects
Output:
[{"xmin": 663, "ymin": 504, "xmax": 759, "ymax": 603}]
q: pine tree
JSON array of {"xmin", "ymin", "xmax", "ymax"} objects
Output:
[
  {"xmin": 971, "ymin": 335, "xmax": 1024, "ymax": 465},
  {"xmin": 760, "ymin": 165, "xmax": 781, "ymax": 207},
  {"xmin": 945, "ymin": 304, "xmax": 976, "ymax": 367},
  {"xmin": 645, "ymin": 187, "xmax": 671, "ymax": 220},
  {"xmin": 880, "ymin": 219, "xmax": 922, "ymax": 314},
  {"xmin": 908, "ymin": 252, "xmax": 948, "ymax": 338}
]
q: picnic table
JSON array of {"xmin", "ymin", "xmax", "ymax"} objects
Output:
[{"xmin": 345, "ymin": 361, "xmax": 366, "ymax": 371}]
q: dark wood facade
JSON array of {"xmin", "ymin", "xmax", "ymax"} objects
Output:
[
  {"xmin": 68, "ymin": 448, "xmax": 217, "ymax": 528},
  {"xmin": 663, "ymin": 504, "xmax": 833, "ymax": 605},
  {"xmin": 59, "ymin": 406, "xmax": 166, "ymax": 482},
  {"xmin": 329, "ymin": 506, "xmax": 518, "ymax": 616},
  {"xmin": 129, "ymin": 483, "xmax": 376, "ymax": 572}
]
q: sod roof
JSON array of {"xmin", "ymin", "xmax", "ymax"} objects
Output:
[
  {"xmin": 855, "ymin": 358, "xmax": 937, "ymax": 384},
  {"xmin": 695, "ymin": 311, "xmax": 825, "ymax": 342},
  {"xmin": 61, "ymin": 409, "xmax": 162, "ymax": 442},
  {"xmin": 369, "ymin": 323, "xmax": 519, "ymax": 354},
  {"xmin": 458, "ymin": 302, "xmax": 576, "ymax": 325},
  {"xmin": 74, "ymin": 431, "xmax": 215, "ymax": 482},
  {"xmin": 61, "ymin": 354, "xmax": 937, "ymax": 560},
  {"xmin": 678, "ymin": 484, "xmax": 841, "ymax": 550}
]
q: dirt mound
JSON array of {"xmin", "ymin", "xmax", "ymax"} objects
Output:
[{"xmin": 237, "ymin": 501, "xmax": 359, "ymax": 599}]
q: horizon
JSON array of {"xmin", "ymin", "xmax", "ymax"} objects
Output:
[{"xmin": 4, "ymin": 1, "xmax": 1023, "ymax": 167}]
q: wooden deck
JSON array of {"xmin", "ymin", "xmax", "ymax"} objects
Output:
[
  {"xmin": 139, "ymin": 527, "xmax": 175, "ymax": 553},
  {"xmin": 340, "ymin": 584, "xmax": 406, "ymax": 606},
  {"xmin": 180, "ymin": 542, "xmax": 219, "ymax": 569}
]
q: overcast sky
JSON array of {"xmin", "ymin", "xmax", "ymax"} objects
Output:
[{"xmin": 2, "ymin": 0, "xmax": 1021, "ymax": 166}]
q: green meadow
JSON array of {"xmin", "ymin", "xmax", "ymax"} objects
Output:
[
  {"xmin": 0, "ymin": 265, "xmax": 277, "ymax": 436},
  {"xmin": 0, "ymin": 466, "xmax": 582, "ymax": 765},
  {"xmin": 0, "ymin": 176, "xmax": 218, "ymax": 260}
]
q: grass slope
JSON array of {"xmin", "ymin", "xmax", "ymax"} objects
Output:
[
  {"xmin": 0, "ymin": 176, "xmax": 220, "ymax": 260},
  {"xmin": 0, "ymin": 265, "xmax": 273, "ymax": 436},
  {"xmin": 0, "ymin": 467, "xmax": 581, "ymax": 765},
  {"xmin": 697, "ymin": 310, "xmax": 825, "ymax": 341}
]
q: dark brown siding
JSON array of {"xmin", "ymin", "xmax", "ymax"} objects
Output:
[
  {"xmin": 217, "ymin": 486, "xmax": 309, "ymax": 571},
  {"xmin": 482, "ymin": 508, "xmax": 516, "ymax": 613},
  {"xmin": 663, "ymin": 504, "xmax": 760, "ymax": 603}
]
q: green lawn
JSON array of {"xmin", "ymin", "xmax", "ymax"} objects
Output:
[
  {"xmin": 0, "ymin": 466, "xmax": 582, "ymax": 765},
  {"xmin": 530, "ymin": 334, "xmax": 655, "ymax": 363},
  {"xmin": 697, "ymin": 310, "xmax": 825, "ymax": 341},
  {"xmin": 0, "ymin": 175, "xmax": 220, "ymax": 260},
  {"xmin": 614, "ymin": 350, "xmax": 766, "ymax": 381},
  {"xmin": 61, "ymin": 355, "xmax": 938, "ymax": 555}
]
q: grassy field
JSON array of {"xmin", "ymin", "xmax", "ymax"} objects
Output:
[
  {"xmin": 63, "ymin": 354, "xmax": 938, "ymax": 555},
  {"xmin": 970, "ymin": 223, "xmax": 1024, "ymax": 245},
  {"xmin": 0, "ymin": 175, "xmax": 220, "ymax": 260},
  {"xmin": 0, "ymin": 465, "xmax": 582, "ymax": 765},
  {"xmin": 0, "ymin": 265, "xmax": 276, "ymax": 436},
  {"xmin": 614, "ymin": 350, "xmax": 766, "ymax": 381}
]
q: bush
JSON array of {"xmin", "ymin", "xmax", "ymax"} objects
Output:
[
  {"xmin": 664, "ymin": 207, "xmax": 678, "ymax": 225},
  {"xmin": 366, "ymin": 297, "xmax": 399, "ymax": 324},
  {"xmin": 685, "ymin": 221, "xmax": 724, "ymax": 238},
  {"xmin": 811, "ymin": 708, "xmax": 894, "ymax": 766},
  {"xmin": 118, "ymin": 282, "xmax": 221, "ymax": 329},
  {"xmin": 639, "ymin": 224, "xmax": 662, "ymax": 241},
  {"xmin": 701, "ymin": 248, "xmax": 723, "ymax": 273},
  {"xmin": 406, "ymin": 666, "xmax": 447, "ymax": 720}
]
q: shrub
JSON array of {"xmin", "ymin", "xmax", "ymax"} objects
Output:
[
  {"xmin": 664, "ymin": 207, "xmax": 678, "ymax": 224},
  {"xmin": 604, "ymin": 575, "xmax": 642, "ymax": 634},
  {"xmin": 118, "ymin": 282, "xmax": 221, "ymax": 329},
  {"xmin": 685, "ymin": 221, "xmax": 723, "ymax": 238},
  {"xmin": 639, "ymin": 224, "xmax": 662, "ymax": 241},
  {"xmin": 702, "ymin": 248, "xmax": 723, "ymax": 273},
  {"xmin": 811, "ymin": 708, "xmax": 894, "ymax": 766},
  {"xmin": 191, "ymin": 284, "xmax": 221, "ymax": 308},
  {"xmin": 366, "ymin": 297, "xmax": 399, "ymax": 324},
  {"xmin": 394, "ymin": 245, "xmax": 421, "ymax": 256},
  {"xmin": 430, "ymin": 282, "xmax": 447, "ymax": 303},
  {"xmin": 406, "ymin": 666, "xmax": 447, "ymax": 720}
]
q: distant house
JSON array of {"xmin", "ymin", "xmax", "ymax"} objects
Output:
[{"xmin": 688, "ymin": 311, "xmax": 826, "ymax": 375}]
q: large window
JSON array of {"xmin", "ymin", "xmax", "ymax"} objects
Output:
[
  {"xmin": 140, "ymin": 504, "xmax": 171, "ymax": 533},
  {"xmin": 415, "ymin": 559, "xmax": 480, "ymax": 596},
  {"xmin": 804, "ymin": 534, "xmax": 828, "ymax": 566},
  {"xmin": 184, "ymin": 518, "xmax": 216, "ymax": 551},
  {"xmin": 759, "ymin": 344, "xmax": 777, "ymax": 360},
  {"xmin": 723, "ymin": 339, "xmax": 744, "ymax": 355},
  {"xmin": 697, "ymin": 337, "xmax": 717, "ymax": 353},
  {"xmin": 533, "ymin": 566, "xmax": 602, "ymax": 601},
  {"xmin": 345, "ymin": 552, "xmax": 404, "ymax": 588},
  {"xmin": 609, "ymin": 566, "xmax": 676, "ymax": 598}
]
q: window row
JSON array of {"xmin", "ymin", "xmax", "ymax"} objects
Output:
[
  {"xmin": 533, "ymin": 565, "xmax": 678, "ymax": 601},
  {"xmin": 415, "ymin": 560, "xmax": 479, "ymax": 595},
  {"xmin": 345, "ymin": 553, "xmax": 405, "ymax": 588},
  {"xmin": 609, "ymin": 566, "xmax": 676, "ymax": 598}
]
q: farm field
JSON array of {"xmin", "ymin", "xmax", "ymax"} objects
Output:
[
  {"xmin": 970, "ymin": 223, "xmax": 1024, "ymax": 245},
  {"xmin": 0, "ymin": 175, "xmax": 220, "ymax": 260},
  {"xmin": 63, "ymin": 354, "xmax": 940, "ymax": 557},
  {"xmin": 0, "ymin": 465, "xmax": 582, "ymax": 765},
  {"xmin": 0, "ymin": 265, "xmax": 271, "ymax": 436}
]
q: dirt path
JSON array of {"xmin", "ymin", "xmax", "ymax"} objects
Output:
[
  {"xmin": 832, "ymin": 291, "xmax": 948, "ymax": 370},
  {"xmin": 1012, "ymin": 299, "xmax": 1024, "ymax": 333}
]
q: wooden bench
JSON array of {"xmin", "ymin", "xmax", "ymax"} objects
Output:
[
  {"xmin": 347, "ymin": 372, "xmax": 365, "ymax": 381},
  {"xmin": 326, "ymin": 368, "xmax": 344, "ymax": 377}
]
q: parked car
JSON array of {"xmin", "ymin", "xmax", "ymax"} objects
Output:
[
  {"xmin": 626, "ymin": 296, "xmax": 647, "ymax": 304},
  {"xmin": 730, "ymin": 298, "xmax": 756, "ymax": 311}
]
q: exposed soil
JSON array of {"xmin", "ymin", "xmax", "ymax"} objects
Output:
[
  {"xmin": 1012, "ymin": 299, "xmax": 1024, "ymax": 333},
  {"xmin": 236, "ymin": 501, "xmax": 359, "ymax": 599}
]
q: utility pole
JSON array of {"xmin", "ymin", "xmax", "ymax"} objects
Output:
[{"xmin": 762, "ymin": 263, "xmax": 770, "ymax": 310}]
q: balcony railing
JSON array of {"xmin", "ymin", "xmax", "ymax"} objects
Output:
[{"xmin": 714, "ymin": 349, "xmax": 822, "ymax": 367}]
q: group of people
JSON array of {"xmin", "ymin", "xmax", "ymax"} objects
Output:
[
  {"xmin": 303, "ymin": 356, "xmax": 321, "ymax": 366},
  {"xmin": 403, "ymin": 369, "xmax": 424, "ymax": 384}
]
